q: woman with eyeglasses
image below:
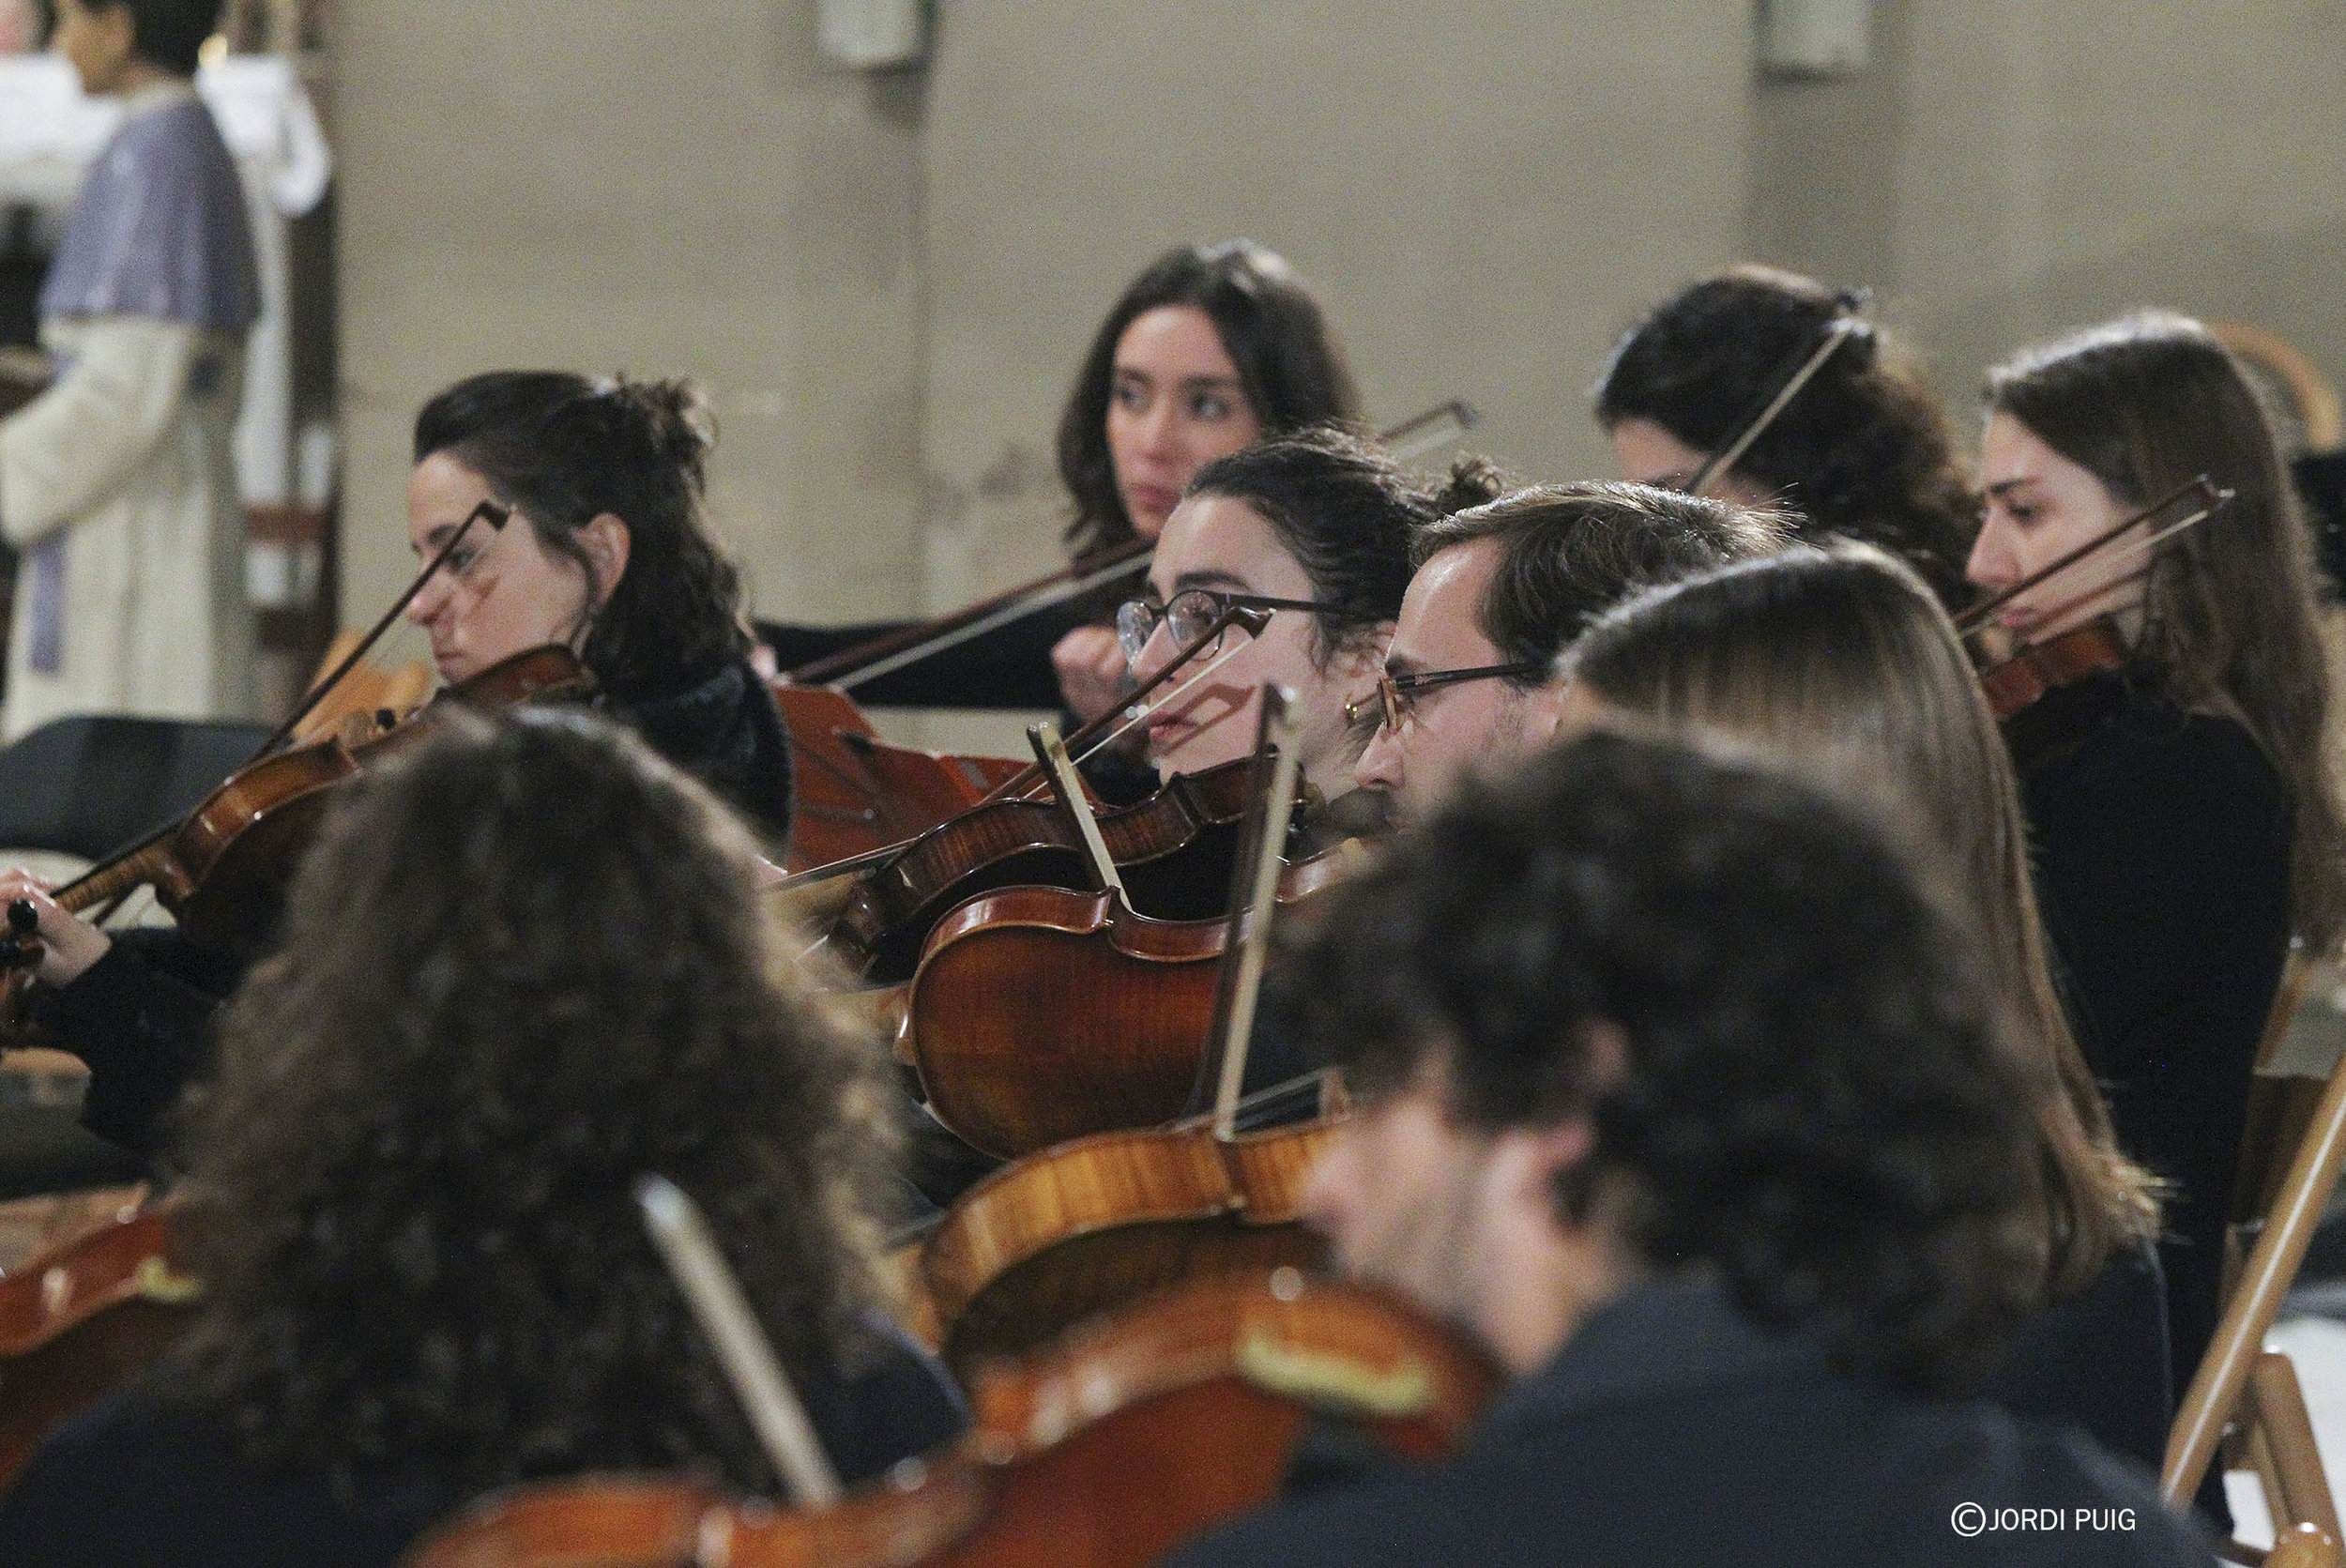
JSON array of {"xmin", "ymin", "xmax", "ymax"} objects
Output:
[{"xmin": 1120, "ymin": 427, "xmax": 1503, "ymax": 806}]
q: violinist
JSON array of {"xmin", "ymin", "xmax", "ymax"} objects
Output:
[
  {"xmin": 1122, "ymin": 426, "xmax": 1501, "ymax": 810},
  {"xmin": 0, "ymin": 710, "xmax": 964, "ymax": 1568},
  {"xmin": 1970, "ymin": 312, "xmax": 2346, "ymax": 1429},
  {"xmin": 0, "ymin": 370, "xmax": 792, "ymax": 1166},
  {"xmin": 1351, "ymin": 481, "xmax": 1781, "ymax": 827},
  {"xmin": 1595, "ymin": 264, "xmax": 1979, "ymax": 606},
  {"xmin": 1161, "ymin": 731, "xmax": 2199, "ymax": 1568},
  {"xmin": 766, "ymin": 241, "xmax": 1357, "ymax": 798},
  {"xmin": 1560, "ymin": 542, "xmax": 2169, "ymax": 1471}
]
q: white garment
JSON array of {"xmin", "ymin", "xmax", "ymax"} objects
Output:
[{"xmin": 0, "ymin": 312, "xmax": 254, "ymax": 738}]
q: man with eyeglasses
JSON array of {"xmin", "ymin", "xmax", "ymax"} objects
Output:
[{"xmin": 1353, "ymin": 481, "xmax": 1784, "ymax": 826}]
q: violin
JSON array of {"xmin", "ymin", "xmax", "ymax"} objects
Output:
[
  {"xmin": 902, "ymin": 846, "xmax": 1355, "ymax": 1160},
  {"xmin": 403, "ymin": 1270, "xmax": 1499, "ymax": 1568},
  {"xmin": 825, "ymin": 754, "xmax": 1265, "ymax": 983},
  {"xmin": 5, "ymin": 645, "xmax": 591, "ymax": 976},
  {"xmin": 1973, "ymin": 618, "xmax": 2128, "ymax": 721},
  {"xmin": 900, "ymin": 690, "xmax": 1361, "ymax": 1372},
  {"xmin": 769, "ymin": 685, "xmax": 1028, "ymax": 874},
  {"xmin": 0, "ymin": 1198, "xmax": 198, "ymax": 1486}
]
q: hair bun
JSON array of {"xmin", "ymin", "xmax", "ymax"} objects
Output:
[
  {"xmin": 1433, "ymin": 452, "xmax": 1511, "ymax": 518},
  {"xmin": 594, "ymin": 376, "xmax": 715, "ymax": 492}
]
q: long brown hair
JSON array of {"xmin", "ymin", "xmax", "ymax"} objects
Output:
[
  {"xmin": 1564, "ymin": 543, "xmax": 2159, "ymax": 1295},
  {"xmin": 1057, "ymin": 241, "xmax": 1361, "ymax": 556},
  {"xmin": 172, "ymin": 709, "xmax": 897, "ymax": 1492},
  {"xmin": 1986, "ymin": 312, "xmax": 2346, "ymax": 949}
]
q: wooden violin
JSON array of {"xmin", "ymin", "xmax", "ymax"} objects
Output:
[
  {"xmin": 769, "ymin": 684, "xmax": 1028, "ymax": 874},
  {"xmin": 1973, "ymin": 618, "xmax": 2129, "ymax": 722},
  {"xmin": 899, "ymin": 689, "xmax": 1361, "ymax": 1372},
  {"xmin": 901, "ymin": 845, "xmax": 1355, "ymax": 1160},
  {"xmin": 403, "ymin": 1270, "xmax": 1499, "ymax": 1568},
  {"xmin": 5, "ymin": 645, "xmax": 591, "ymax": 971},
  {"xmin": 0, "ymin": 1197, "xmax": 199, "ymax": 1487},
  {"xmin": 823, "ymin": 754, "xmax": 1269, "ymax": 983}
]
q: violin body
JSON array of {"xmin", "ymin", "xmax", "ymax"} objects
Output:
[
  {"xmin": 917, "ymin": 1118, "xmax": 1339, "ymax": 1373},
  {"xmin": 404, "ymin": 1271, "xmax": 1498, "ymax": 1568},
  {"xmin": 0, "ymin": 1202, "xmax": 198, "ymax": 1486},
  {"xmin": 826, "ymin": 757, "xmax": 1258, "ymax": 983},
  {"xmin": 771, "ymin": 686, "xmax": 1028, "ymax": 874},
  {"xmin": 903, "ymin": 847, "xmax": 1356, "ymax": 1160},
  {"xmin": 1976, "ymin": 619, "xmax": 2128, "ymax": 721},
  {"xmin": 166, "ymin": 646, "xmax": 595, "ymax": 953}
]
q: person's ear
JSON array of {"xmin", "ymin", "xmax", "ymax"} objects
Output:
[
  {"xmin": 1515, "ymin": 673, "xmax": 1574, "ymax": 744},
  {"xmin": 578, "ymin": 514, "xmax": 632, "ymax": 607}
]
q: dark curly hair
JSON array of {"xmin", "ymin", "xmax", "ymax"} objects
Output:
[
  {"xmin": 82, "ymin": 0, "xmax": 222, "ymax": 75},
  {"xmin": 170, "ymin": 709, "xmax": 898, "ymax": 1493},
  {"xmin": 1594, "ymin": 265, "xmax": 1979, "ymax": 607},
  {"xmin": 1987, "ymin": 311, "xmax": 2346, "ymax": 950},
  {"xmin": 1408, "ymin": 480, "xmax": 1789, "ymax": 684},
  {"xmin": 414, "ymin": 371, "xmax": 751, "ymax": 703},
  {"xmin": 1266, "ymin": 729, "xmax": 2047, "ymax": 1393},
  {"xmin": 1059, "ymin": 241, "xmax": 1361, "ymax": 556},
  {"xmin": 1185, "ymin": 425, "xmax": 1507, "ymax": 669}
]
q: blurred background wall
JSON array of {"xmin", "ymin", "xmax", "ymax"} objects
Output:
[{"xmin": 330, "ymin": 0, "xmax": 2346, "ymax": 749}]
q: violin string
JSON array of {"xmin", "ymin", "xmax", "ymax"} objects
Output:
[
  {"xmin": 1062, "ymin": 637, "xmax": 1257, "ymax": 774},
  {"xmin": 1971, "ymin": 499, "xmax": 2219, "ymax": 651}
]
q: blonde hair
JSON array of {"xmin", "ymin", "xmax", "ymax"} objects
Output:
[{"xmin": 1565, "ymin": 542, "xmax": 2158, "ymax": 1295}]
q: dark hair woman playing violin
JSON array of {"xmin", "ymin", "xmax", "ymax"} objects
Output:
[
  {"xmin": 1972, "ymin": 311, "xmax": 2346, "ymax": 1467},
  {"xmin": 0, "ymin": 370, "xmax": 794, "ymax": 1168},
  {"xmin": 762, "ymin": 241, "xmax": 1358, "ymax": 799},
  {"xmin": 0, "ymin": 710, "xmax": 963, "ymax": 1568}
]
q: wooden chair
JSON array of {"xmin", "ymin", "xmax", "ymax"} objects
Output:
[{"xmin": 2168, "ymin": 957, "xmax": 2346, "ymax": 1562}]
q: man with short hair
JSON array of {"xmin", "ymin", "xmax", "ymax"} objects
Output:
[
  {"xmin": 1353, "ymin": 480, "xmax": 1777, "ymax": 825},
  {"xmin": 1169, "ymin": 731, "xmax": 2201, "ymax": 1568}
]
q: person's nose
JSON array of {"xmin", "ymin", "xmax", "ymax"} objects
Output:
[
  {"xmin": 1966, "ymin": 514, "xmax": 2018, "ymax": 594},
  {"xmin": 405, "ymin": 566, "xmax": 454, "ymax": 628},
  {"xmin": 1128, "ymin": 617, "xmax": 1175, "ymax": 687},
  {"xmin": 1355, "ymin": 712, "xmax": 1404, "ymax": 798},
  {"xmin": 1300, "ymin": 1124, "xmax": 1363, "ymax": 1243}
]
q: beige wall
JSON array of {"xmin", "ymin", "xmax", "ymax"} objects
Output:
[
  {"xmin": 335, "ymin": 0, "xmax": 926, "ymax": 661},
  {"xmin": 336, "ymin": 1, "xmax": 2346, "ymax": 747}
]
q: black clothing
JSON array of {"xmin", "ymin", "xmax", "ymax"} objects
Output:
[
  {"xmin": 758, "ymin": 615, "xmax": 1073, "ymax": 711},
  {"xmin": 0, "ymin": 1318, "xmax": 967, "ymax": 1568},
  {"xmin": 602, "ymin": 657, "xmax": 796, "ymax": 848},
  {"xmin": 1989, "ymin": 1241, "xmax": 2171, "ymax": 1476},
  {"xmin": 23, "ymin": 656, "xmax": 799, "ymax": 1171},
  {"xmin": 1162, "ymin": 1277, "xmax": 2203, "ymax": 1568},
  {"xmin": 2015, "ymin": 670, "xmax": 2292, "ymax": 1408},
  {"xmin": 28, "ymin": 927, "xmax": 235, "ymax": 1162}
]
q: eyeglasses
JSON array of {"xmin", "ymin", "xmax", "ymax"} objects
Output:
[
  {"xmin": 1114, "ymin": 588, "xmax": 1352, "ymax": 663},
  {"xmin": 1347, "ymin": 661, "xmax": 1549, "ymax": 733}
]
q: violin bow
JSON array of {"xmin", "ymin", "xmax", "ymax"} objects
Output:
[
  {"xmin": 1683, "ymin": 293, "xmax": 1868, "ymax": 499},
  {"xmin": 788, "ymin": 400, "xmax": 1477, "ymax": 693},
  {"xmin": 1955, "ymin": 476, "xmax": 2230, "ymax": 641},
  {"xmin": 636, "ymin": 1174, "xmax": 845, "ymax": 1508},
  {"xmin": 1192, "ymin": 685, "xmax": 1304, "ymax": 1140},
  {"xmin": 20, "ymin": 500, "xmax": 518, "ymax": 922},
  {"xmin": 1028, "ymin": 720, "xmax": 1129, "ymax": 899}
]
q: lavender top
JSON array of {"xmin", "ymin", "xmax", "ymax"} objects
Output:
[{"xmin": 37, "ymin": 93, "xmax": 259, "ymax": 337}]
